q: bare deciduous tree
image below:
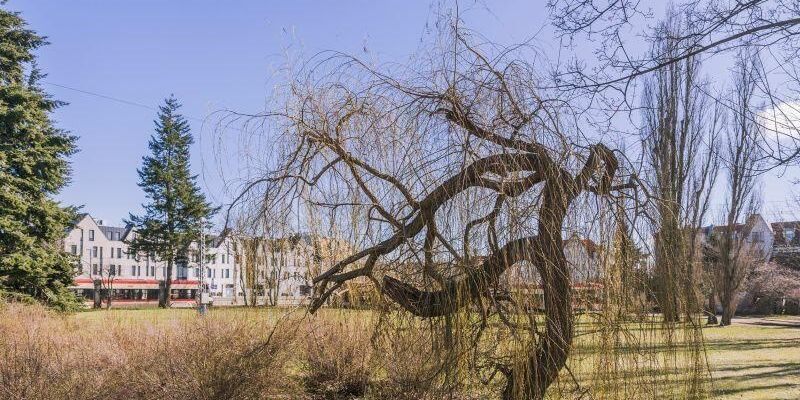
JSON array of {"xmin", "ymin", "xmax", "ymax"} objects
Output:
[
  {"xmin": 642, "ymin": 14, "xmax": 722, "ymax": 322},
  {"xmin": 715, "ymin": 50, "xmax": 766, "ymax": 326}
]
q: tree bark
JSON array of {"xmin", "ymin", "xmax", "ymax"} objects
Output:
[
  {"xmin": 162, "ymin": 258, "xmax": 173, "ymax": 308},
  {"xmin": 93, "ymin": 279, "xmax": 102, "ymax": 309},
  {"xmin": 158, "ymin": 280, "xmax": 167, "ymax": 308},
  {"xmin": 720, "ymin": 291, "xmax": 734, "ymax": 326},
  {"xmin": 706, "ymin": 290, "xmax": 718, "ymax": 325}
]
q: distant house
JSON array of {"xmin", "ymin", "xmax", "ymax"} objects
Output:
[
  {"xmin": 509, "ymin": 234, "xmax": 604, "ymax": 311},
  {"xmin": 771, "ymin": 221, "xmax": 800, "ymax": 248},
  {"xmin": 62, "ymin": 213, "xmax": 202, "ymax": 306},
  {"xmin": 698, "ymin": 214, "xmax": 774, "ymax": 261},
  {"xmin": 770, "ymin": 221, "xmax": 800, "ymax": 269},
  {"xmin": 563, "ymin": 234, "xmax": 602, "ymax": 284}
]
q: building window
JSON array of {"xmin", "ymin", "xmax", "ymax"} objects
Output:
[
  {"xmin": 131, "ymin": 266, "xmax": 136, "ymax": 276},
  {"xmin": 150, "ymin": 266, "xmax": 155, "ymax": 277},
  {"xmin": 177, "ymin": 265, "xmax": 188, "ymax": 280},
  {"xmin": 787, "ymin": 229, "xmax": 796, "ymax": 243},
  {"xmin": 751, "ymin": 231, "xmax": 762, "ymax": 243},
  {"xmin": 92, "ymin": 246, "xmax": 98, "ymax": 257},
  {"xmin": 109, "ymin": 265, "xmax": 116, "ymax": 276},
  {"xmin": 117, "ymin": 248, "xmax": 122, "ymax": 258},
  {"xmin": 92, "ymin": 264, "xmax": 98, "ymax": 275},
  {"xmin": 89, "ymin": 230, "xmax": 95, "ymax": 241},
  {"xmin": 225, "ymin": 269, "xmax": 230, "ymax": 278},
  {"xmin": 207, "ymin": 268, "xmax": 211, "ymax": 278},
  {"xmin": 70, "ymin": 245, "xmax": 78, "ymax": 255}
]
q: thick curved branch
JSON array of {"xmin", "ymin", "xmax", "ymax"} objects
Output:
[
  {"xmin": 382, "ymin": 236, "xmax": 541, "ymax": 318},
  {"xmin": 310, "ymin": 152, "xmax": 546, "ymax": 288}
]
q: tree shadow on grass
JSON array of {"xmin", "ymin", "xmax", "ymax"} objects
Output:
[
  {"xmin": 732, "ymin": 317, "xmax": 800, "ymax": 328},
  {"xmin": 574, "ymin": 337, "xmax": 800, "ymax": 355},
  {"xmin": 712, "ymin": 361, "xmax": 800, "ymax": 398},
  {"xmin": 713, "ymin": 381, "xmax": 800, "ymax": 397}
]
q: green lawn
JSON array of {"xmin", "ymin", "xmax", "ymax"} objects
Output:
[{"xmin": 704, "ymin": 319, "xmax": 800, "ymax": 399}]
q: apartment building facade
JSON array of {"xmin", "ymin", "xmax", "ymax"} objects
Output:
[{"xmin": 63, "ymin": 214, "xmax": 319, "ymax": 307}]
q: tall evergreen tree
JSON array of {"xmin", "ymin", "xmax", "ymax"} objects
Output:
[
  {"xmin": 127, "ymin": 96, "xmax": 214, "ymax": 307},
  {"xmin": 0, "ymin": 8, "xmax": 79, "ymax": 310}
]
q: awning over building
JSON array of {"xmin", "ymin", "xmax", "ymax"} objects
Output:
[{"xmin": 72, "ymin": 278, "xmax": 200, "ymax": 290}]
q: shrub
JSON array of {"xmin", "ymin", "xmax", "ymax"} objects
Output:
[{"xmin": 302, "ymin": 318, "xmax": 373, "ymax": 399}]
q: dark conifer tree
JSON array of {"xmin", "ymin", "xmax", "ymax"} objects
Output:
[
  {"xmin": 127, "ymin": 96, "xmax": 214, "ymax": 307},
  {"xmin": 0, "ymin": 8, "xmax": 79, "ymax": 310}
]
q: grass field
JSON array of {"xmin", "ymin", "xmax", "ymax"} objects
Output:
[
  {"xmin": 3, "ymin": 305, "xmax": 799, "ymax": 399},
  {"xmin": 704, "ymin": 317, "xmax": 800, "ymax": 399}
]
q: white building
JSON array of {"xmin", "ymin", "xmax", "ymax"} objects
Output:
[
  {"xmin": 197, "ymin": 231, "xmax": 239, "ymax": 299},
  {"xmin": 63, "ymin": 214, "xmax": 323, "ymax": 307},
  {"xmin": 64, "ymin": 214, "xmax": 203, "ymax": 306}
]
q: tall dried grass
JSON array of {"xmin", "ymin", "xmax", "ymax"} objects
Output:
[
  {"xmin": 0, "ymin": 303, "xmax": 298, "ymax": 399},
  {"xmin": 0, "ymin": 304, "xmax": 446, "ymax": 400}
]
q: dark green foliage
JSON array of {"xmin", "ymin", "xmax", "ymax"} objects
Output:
[
  {"xmin": 126, "ymin": 96, "xmax": 214, "ymax": 306},
  {"xmin": 0, "ymin": 8, "xmax": 79, "ymax": 310}
]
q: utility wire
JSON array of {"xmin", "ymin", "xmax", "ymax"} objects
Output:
[
  {"xmin": 44, "ymin": 81, "xmax": 224, "ymax": 127},
  {"xmin": 45, "ymin": 81, "xmax": 159, "ymax": 112},
  {"xmin": 43, "ymin": 80, "xmax": 249, "ymax": 212}
]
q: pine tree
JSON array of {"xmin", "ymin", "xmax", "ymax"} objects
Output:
[
  {"xmin": 127, "ymin": 96, "xmax": 214, "ymax": 307},
  {"xmin": 0, "ymin": 8, "xmax": 79, "ymax": 310}
]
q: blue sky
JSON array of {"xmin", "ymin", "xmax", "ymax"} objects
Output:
[{"xmin": 11, "ymin": 1, "xmax": 799, "ymax": 227}]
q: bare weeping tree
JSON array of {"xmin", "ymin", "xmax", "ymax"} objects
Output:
[
  {"xmin": 226, "ymin": 27, "xmax": 648, "ymax": 397},
  {"xmin": 715, "ymin": 50, "xmax": 766, "ymax": 326},
  {"xmin": 642, "ymin": 15, "xmax": 723, "ymax": 323}
]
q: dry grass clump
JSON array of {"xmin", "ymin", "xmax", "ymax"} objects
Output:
[
  {"xmin": 0, "ymin": 303, "xmax": 299, "ymax": 400},
  {"xmin": 368, "ymin": 331, "xmax": 446, "ymax": 400},
  {"xmin": 100, "ymin": 313, "xmax": 299, "ymax": 399},
  {"xmin": 302, "ymin": 318, "xmax": 373, "ymax": 399},
  {"xmin": 0, "ymin": 303, "xmax": 96, "ymax": 399}
]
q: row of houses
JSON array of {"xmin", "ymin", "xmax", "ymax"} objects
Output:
[
  {"xmin": 65, "ymin": 211, "xmax": 800, "ymax": 310},
  {"xmin": 696, "ymin": 213, "xmax": 800, "ymax": 261}
]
